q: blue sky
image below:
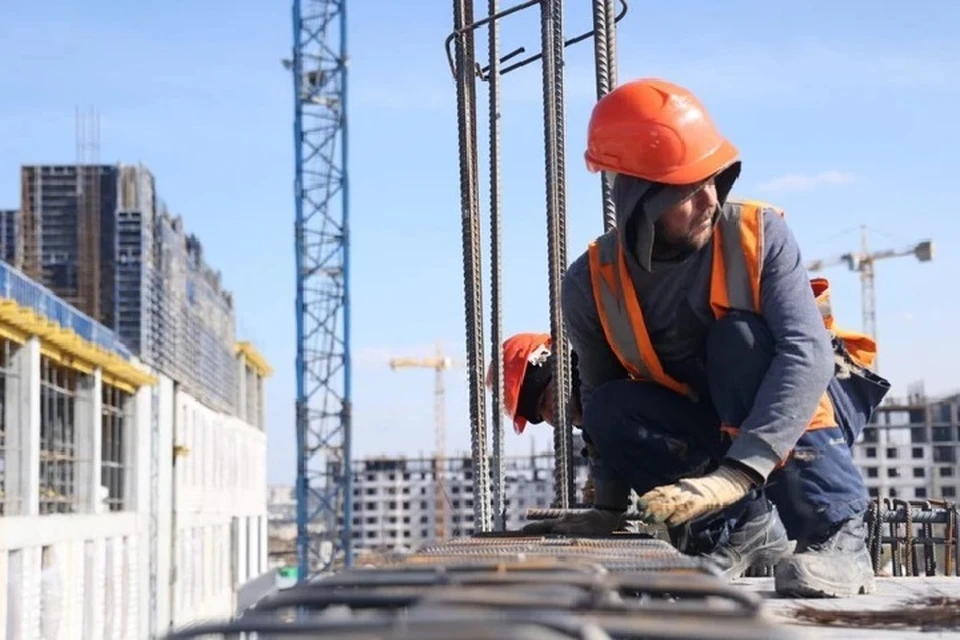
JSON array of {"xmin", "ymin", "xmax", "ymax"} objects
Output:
[{"xmin": 2, "ymin": 1, "xmax": 959, "ymax": 485}]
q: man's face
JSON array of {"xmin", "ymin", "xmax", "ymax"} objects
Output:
[
  {"xmin": 537, "ymin": 379, "xmax": 557, "ymax": 426},
  {"xmin": 536, "ymin": 379, "xmax": 582, "ymax": 427},
  {"xmin": 654, "ymin": 179, "xmax": 719, "ymax": 254}
]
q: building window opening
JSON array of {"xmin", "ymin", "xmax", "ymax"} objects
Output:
[
  {"xmin": 39, "ymin": 357, "xmax": 78, "ymax": 514},
  {"xmin": 101, "ymin": 383, "xmax": 130, "ymax": 511}
]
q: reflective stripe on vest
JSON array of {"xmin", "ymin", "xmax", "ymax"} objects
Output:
[{"xmin": 709, "ymin": 199, "xmax": 767, "ymax": 316}]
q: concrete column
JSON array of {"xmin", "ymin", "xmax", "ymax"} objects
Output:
[
  {"xmin": 75, "ymin": 368, "xmax": 102, "ymax": 512},
  {"xmin": 6, "ymin": 337, "xmax": 40, "ymax": 516},
  {"xmin": 259, "ymin": 514, "xmax": 268, "ymax": 574},
  {"xmin": 130, "ymin": 382, "xmax": 151, "ymax": 511},
  {"xmin": 0, "ymin": 549, "xmax": 8, "ymax": 637},
  {"xmin": 247, "ymin": 517, "xmax": 258, "ymax": 579},
  {"xmin": 235, "ymin": 354, "xmax": 247, "ymax": 423},
  {"xmin": 256, "ymin": 373, "xmax": 264, "ymax": 431},
  {"xmin": 133, "ymin": 380, "xmax": 153, "ymax": 640}
]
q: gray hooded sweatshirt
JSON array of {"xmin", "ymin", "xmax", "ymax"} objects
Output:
[{"xmin": 561, "ymin": 168, "xmax": 835, "ymax": 505}]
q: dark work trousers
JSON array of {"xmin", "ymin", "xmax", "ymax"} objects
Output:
[{"xmin": 581, "ymin": 311, "xmax": 890, "ymax": 553}]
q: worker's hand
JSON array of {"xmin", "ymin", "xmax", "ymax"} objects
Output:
[
  {"xmin": 636, "ymin": 465, "xmax": 755, "ymax": 527},
  {"xmin": 520, "ymin": 508, "xmax": 626, "ymax": 535},
  {"xmin": 581, "ymin": 473, "xmax": 597, "ymax": 505}
]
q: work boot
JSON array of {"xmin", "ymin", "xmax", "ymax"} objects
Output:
[
  {"xmin": 670, "ymin": 500, "xmax": 793, "ymax": 579},
  {"xmin": 701, "ymin": 502, "xmax": 793, "ymax": 579},
  {"xmin": 774, "ymin": 516, "xmax": 876, "ymax": 598}
]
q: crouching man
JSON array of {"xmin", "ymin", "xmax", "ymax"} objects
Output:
[{"xmin": 523, "ymin": 77, "xmax": 890, "ymax": 598}]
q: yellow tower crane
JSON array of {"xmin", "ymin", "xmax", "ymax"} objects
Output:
[
  {"xmin": 806, "ymin": 226, "xmax": 934, "ymax": 372},
  {"xmin": 388, "ymin": 345, "xmax": 456, "ymax": 542}
]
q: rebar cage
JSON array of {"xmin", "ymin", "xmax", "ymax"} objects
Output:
[{"xmin": 450, "ymin": 0, "xmax": 628, "ymax": 533}]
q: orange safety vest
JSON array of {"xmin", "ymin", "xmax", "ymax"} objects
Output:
[{"xmin": 587, "ymin": 198, "xmax": 877, "ymax": 438}]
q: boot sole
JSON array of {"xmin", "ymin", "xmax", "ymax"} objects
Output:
[{"xmin": 774, "ymin": 563, "xmax": 877, "ymax": 598}]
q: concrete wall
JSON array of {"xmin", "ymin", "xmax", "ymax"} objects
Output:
[
  {"xmin": 0, "ymin": 343, "xmax": 269, "ymax": 640},
  {"xmin": 169, "ymin": 388, "xmax": 268, "ymax": 627}
]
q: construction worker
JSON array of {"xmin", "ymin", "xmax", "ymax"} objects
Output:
[
  {"xmin": 523, "ymin": 78, "xmax": 891, "ymax": 598},
  {"xmin": 486, "ymin": 333, "xmax": 598, "ymax": 503}
]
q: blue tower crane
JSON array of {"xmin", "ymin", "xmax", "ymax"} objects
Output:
[{"xmin": 290, "ymin": 0, "xmax": 353, "ymax": 578}]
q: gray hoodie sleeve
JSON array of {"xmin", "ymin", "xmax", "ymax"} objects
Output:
[{"xmin": 723, "ymin": 209, "xmax": 835, "ymax": 480}]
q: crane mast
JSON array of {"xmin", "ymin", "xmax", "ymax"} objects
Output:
[
  {"xmin": 291, "ymin": 0, "xmax": 352, "ymax": 578},
  {"xmin": 806, "ymin": 226, "xmax": 934, "ymax": 371},
  {"xmin": 389, "ymin": 346, "xmax": 455, "ymax": 541}
]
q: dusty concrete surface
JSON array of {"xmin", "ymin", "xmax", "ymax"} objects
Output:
[{"xmin": 736, "ymin": 577, "xmax": 960, "ymax": 639}]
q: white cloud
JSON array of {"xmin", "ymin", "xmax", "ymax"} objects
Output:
[{"xmin": 754, "ymin": 171, "xmax": 856, "ymax": 194}]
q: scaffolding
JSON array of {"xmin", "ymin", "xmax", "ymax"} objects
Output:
[{"xmin": 113, "ymin": 198, "xmax": 238, "ymax": 415}]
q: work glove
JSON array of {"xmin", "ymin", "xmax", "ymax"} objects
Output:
[
  {"xmin": 521, "ymin": 508, "xmax": 626, "ymax": 535},
  {"xmin": 636, "ymin": 464, "xmax": 755, "ymax": 527},
  {"xmin": 581, "ymin": 473, "xmax": 597, "ymax": 505}
]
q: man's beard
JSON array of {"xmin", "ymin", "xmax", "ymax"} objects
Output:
[{"xmin": 651, "ymin": 207, "xmax": 717, "ymax": 262}]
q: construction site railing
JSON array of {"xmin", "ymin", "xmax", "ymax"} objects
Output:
[{"xmin": 0, "ymin": 260, "xmax": 132, "ymax": 358}]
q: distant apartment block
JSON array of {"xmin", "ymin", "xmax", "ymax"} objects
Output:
[
  {"xmin": 853, "ymin": 389, "xmax": 959, "ymax": 502},
  {"xmin": 338, "ymin": 444, "xmax": 591, "ymax": 552}
]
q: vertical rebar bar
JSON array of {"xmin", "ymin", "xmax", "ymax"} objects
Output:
[
  {"xmin": 591, "ymin": 0, "xmax": 618, "ymax": 231},
  {"xmin": 453, "ymin": 0, "xmax": 492, "ymax": 533},
  {"xmin": 539, "ymin": 0, "xmax": 573, "ymax": 510},
  {"xmin": 551, "ymin": 0, "xmax": 576, "ymax": 508},
  {"xmin": 604, "ymin": 0, "xmax": 618, "ymax": 88},
  {"xmin": 487, "ymin": 0, "xmax": 506, "ymax": 531}
]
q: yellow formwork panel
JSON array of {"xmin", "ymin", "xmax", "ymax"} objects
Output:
[
  {"xmin": 235, "ymin": 340, "xmax": 273, "ymax": 377},
  {"xmin": 0, "ymin": 298, "xmax": 157, "ymax": 392}
]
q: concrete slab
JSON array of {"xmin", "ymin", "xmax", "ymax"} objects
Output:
[{"xmin": 735, "ymin": 577, "xmax": 960, "ymax": 639}]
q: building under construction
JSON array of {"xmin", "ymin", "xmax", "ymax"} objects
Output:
[
  {"xmin": 856, "ymin": 387, "xmax": 960, "ymax": 501},
  {"xmin": 15, "ymin": 163, "xmax": 240, "ymax": 414},
  {"xmin": 0, "ymin": 209, "xmax": 19, "ymax": 266}
]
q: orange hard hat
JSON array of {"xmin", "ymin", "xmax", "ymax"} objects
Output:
[
  {"xmin": 584, "ymin": 78, "xmax": 739, "ymax": 185},
  {"xmin": 486, "ymin": 332, "xmax": 553, "ymax": 434}
]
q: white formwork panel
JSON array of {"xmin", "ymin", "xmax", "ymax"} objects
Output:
[
  {"xmin": 57, "ymin": 539, "xmax": 85, "ymax": 640},
  {"xmin": 84, "ymin": 538, "xmax": 106, "ymax": 640},
  {"xmin": 122, "ymin": 536, "xmax": 140, "ymax": 640},
  {"xmin": 7, "ymin": 546, "xmax": 42, "ymax": 640}
]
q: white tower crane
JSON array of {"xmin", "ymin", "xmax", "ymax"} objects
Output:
[
  {"xmin": 388, "ymin": 345, "xmax": 457, "ymax": 541},
  {"xmin": 805, "ymin": 226, "xmax": 934, "ymax": 372}
]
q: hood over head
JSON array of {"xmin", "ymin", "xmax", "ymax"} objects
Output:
[{"xmin": 612, "ymin": 161, "xmax": 742, "ymax": 272}]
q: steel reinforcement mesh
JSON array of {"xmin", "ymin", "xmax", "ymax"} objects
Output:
[
  {"xmin": 166, "ymin": 559, "xmax": 804, "ymax": 640},
  {"xmin": 399, "ymin": 533, "xmax": 712, "ymax": 573}
]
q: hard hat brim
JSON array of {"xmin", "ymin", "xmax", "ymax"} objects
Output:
[{"xmin": 586, "ymin": 139, "xmax": 739, "ymax": 187}]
